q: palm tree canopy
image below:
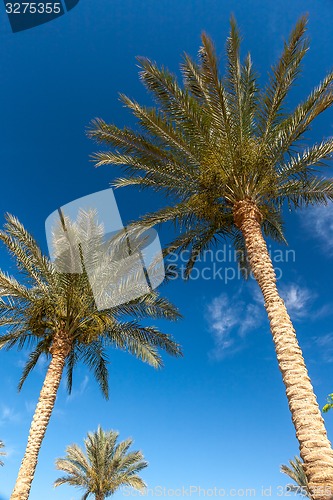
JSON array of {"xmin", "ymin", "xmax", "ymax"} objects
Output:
[
  {"xmin": 281, "ymin": 456, "xmax": 312, "ymax": 498},
  {"xmin": 0, "ymin": 212, "xmax": 182, "ymax": 398},
  {"xmin": 88, "ymin": 16, "xmax": 333, "ymax": 276},
  {"xmin": 54, "ymin": 426, "xmax": 147, "ymax": 499}
]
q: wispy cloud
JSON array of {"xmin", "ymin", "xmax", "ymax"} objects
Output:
[
  {"xmin": 207, "ymin": 293, "xmax": 262, "ymax": 360},
  {"xmin": 279, "ymin": 282, "xmax": 333, "ymax": 321},
  {"xmin": 250, "ymin": 283, "xmax": 265, "ymax": 306},
  {"xmin": 3, "ymin": 446, "xmax": 15, "ymax": 459},
  {"xmin": 311, "ymin": 333, "xmax": 333, "ymax": 363},
  {"xmin": 207, "ymin": 281, "xmax": 325, "ymax": 359},
  {"xmin": 301, "ymin": 203, "xmax": 333, "ymax": 255},
  {"xmin": 35, "ymin": 355, "xmax": 48, "ymax": 373},
  {"xmin": 66, "ymin": 375, "xmax": 89, "ymax": 402},
  {"xmin": 24, "ymin": 400, "xmax": 36, "ymax": 415},
  {"xmin": 280, "ymin": 283, "xmax": 315, "ymax": 320},
  {"xmin": 0, "ymin": 406, "xmax": 21, "ymax": 426},
  {"xmin": 253, "ymin": 277, "xmax": 322, "ymax": 323},
  {"xmin": 16, "ymin": 353, "xmax": 48, "ymax": 375}
]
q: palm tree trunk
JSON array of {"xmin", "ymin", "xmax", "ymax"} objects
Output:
[
  {"xmin": 234, "ymin": 199, "xmax": 333, "ymax": 500},
  {"xmin": 10, "ymin": 332, "xmax": 71, "ymax": 500},
  {"xmin": 96, "ymin": 494, "xmax": 105, "ymax": 500}
]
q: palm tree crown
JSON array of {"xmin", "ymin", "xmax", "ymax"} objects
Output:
[
  {"xmin": 89, "ymin": 16, "xmax": 333, "ymax": 275},
  {"xmin": 0, "ymin": 212, "xmax": 181, "ymax": 397},
  {"xmin": 54, "ymin": 426, "xmax": 147, "ymax": 500}
]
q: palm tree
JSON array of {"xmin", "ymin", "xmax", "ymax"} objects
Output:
[
  {"xmin": 54, "ymin": 426, "xmax": 147, "ymax": 500},
  {"xmin": 0, "ymin": 212, "xmax": 181, "ymax": 500},
  {"xmin": 88, "ymin": 17, "xmax": 333, "ymax": 499},
  {"xmin": 0, "ymin": 440, "xmax": 5, "ymax": 466},
  {"xmin": 281, "ymin": 456, "xmax": 312, "ymax": 498}
]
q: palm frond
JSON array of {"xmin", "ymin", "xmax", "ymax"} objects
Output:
[
  {"xmin": 259, "ymin": 15, "xmax": 309, "ymax": 142},
  {"xmin": 79, "ymin": 341, "xmax": 109, "ymax": 399},
  {"xmin": 278, "ymin": 177, "xmax": 333, "ymax": 208},
  {"xmin": 18, "ymin": 342, "xmax": 50, "ymax": 391}
]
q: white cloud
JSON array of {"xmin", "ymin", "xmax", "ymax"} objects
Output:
[
  {"xmin": 311, "ymin": 333, "xmax": 333, "ymax": 363},
  {"xmin": 25, "ymin": 400, "xmax": 36, "ymax": 415},
  {"xmin": 66, "ymin": 375, "xmax": 89, "ymax": 402},
  {"xmin": 280, "ymin": 283, "xmax": 315, "ymax": 320},
  {"xmin": 207, "ymin": 293, "xmax": 262, "ymax": 359},
  {"xmin": 207, "ymin": 282, "xmax": 321, "ymax": 359},
  {"xmin": 253, "ymin": 281, "xmax": 317, "ymax": 321},
  {"xmin": 313, "ymin": 333, "xmax": 333, "ymax": 349},
  {"xmin": 301, "ymin": 203, "xmax": 333, "ymax": 255},
  {"xmin": 36, "ymin": 355, "xmax": 48, "ymax": 373},
  {"xmin": 16, "ymin": 353, "xmax": 48, "ymax": 375},
  {"xmin": 0, "ymin": 406, "xmax": 21, "ymax": 426},
  {"xmin": 3, "ymin": 444, "xmax": 16, "ymax": 458},
  {"xmin": 251, "ymin": 283, "xmax": 265, "ymax": 306},
  {"xmin": 239, "ymin": 303, "xmax": 263, "ymax": 336}
]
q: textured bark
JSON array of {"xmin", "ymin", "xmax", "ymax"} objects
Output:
[
  {"xmin": 95, "ymin": 494, "xmax": 105, "ymax": 500},
  {"xmin": 10, "ymin": 331, "xmax": 71, "ymax": 500},
  {"xmin": 234, "ymin": 199, "xmax": 333, "ymax": 500}
]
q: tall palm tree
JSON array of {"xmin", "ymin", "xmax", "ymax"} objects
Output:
[
  {"xmin": 0, "ymin": 212, "xmax": 181, "ymax": 500},
  {"xmin": 88, "ymin": 17, "xmax": 333, "ymax": 499},
  {"xmin": 0, "ymin": 440, "xmax": 5, "ymax": 466},
  {"xmin": 281, "ymin": 456, "xmax": 312, "ymax": 498},
  {"xmin": 54, "ymin": 426, "xmax": 147, "ymax": 500}
]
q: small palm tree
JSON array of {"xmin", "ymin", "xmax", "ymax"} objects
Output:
[
  {"xmin": 0, "ymin": 440, "xmax": 5, "ymax": 466},
  {"xmin": 281, "ymin": 457, "xmax": 312, "ymax": 498},
  {"xmin": 0, "ymin": 212, "xmax": 181, "ymax": 500},
  {"xmin": 54, "ymin": 426, "xmax": 147, "ymax": 500},
  {"xmin": 89, "ymin": 17, "xmax": 333, "ymax": 498}
]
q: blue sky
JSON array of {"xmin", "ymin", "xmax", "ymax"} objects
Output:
[{"xmin": 1, "ymin": 0, "xmax": 333, "ymax": 499}]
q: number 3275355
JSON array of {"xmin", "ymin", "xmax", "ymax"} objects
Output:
[{"xmin": 5, "ymin": 3, "xmax": 62, "ymax": 14}]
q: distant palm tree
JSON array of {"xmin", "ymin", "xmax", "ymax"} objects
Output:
[
  {"xmin": 0, "ymin": 212, "xmax": 181, "ymax": 500},
  {"xmin": 55, "ymin": 426, "xmax": 147, "ymax": 500},
  {"xmin": 0, "ymin": 440, "xmax": 5, "ymax": 466},
  {"xmin": 89, "ymin": 16, "xmax": 333, "ymax": 498},
  {"xmin": 281, "ymin": 456, "xmax": 312, "ymax": 498}
]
